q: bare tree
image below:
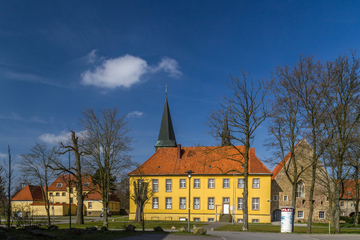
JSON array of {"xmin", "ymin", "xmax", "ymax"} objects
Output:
[
  {"xmin": 4, "ymin": 146, "xmax": 15, "ymax": 230},
  {"xmin": 79, "ymin": 108, "xmax": 133, "ymax": 227},
  {"xmin": 51, "ymin": 131, "xmax": 89, "ymax": 225},
  {"xmin": 323, "ymin": 52, "xmax": 360, "ymax": 233},
  {"xmin": 20, "ymin": 143, "xmax": 57, "ymax": 227},
  {"xmin": 208, "ymin": 71, "xmax": 267, "ymax": 231},
  {"xmin": 269, "ymin": 55, "xmax": 329, "ymax": 233}
]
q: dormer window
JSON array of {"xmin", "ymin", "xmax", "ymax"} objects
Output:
[
  {"xmin": 83, "ymin": 183, "xmax": 90, "ymax": 187},
  {"xmin": 56, "ymin": 183, "xmax": 63, "ymax": 188}
]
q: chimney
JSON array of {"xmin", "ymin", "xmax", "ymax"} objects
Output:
[{"xmin": 177, "ymin": 144, "xmax": 181, "ymax": 160}]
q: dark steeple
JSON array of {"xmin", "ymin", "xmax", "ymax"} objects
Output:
[
  {"xmin": 155, "ymin": 95, "xmax": 177, "ymax": 151},
  {"xmin": 221, "ymin": 115, "xmax": 231, "ymax": 147}
]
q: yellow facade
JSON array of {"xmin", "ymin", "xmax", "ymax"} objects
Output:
[{"xmin": 129, "ymin": 174, "xmax": 271, "ymax": 223}]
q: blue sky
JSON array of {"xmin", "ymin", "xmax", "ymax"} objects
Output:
[{"xmin": 1, "ymin": 0, "xmax": 359, "ymax": 173}]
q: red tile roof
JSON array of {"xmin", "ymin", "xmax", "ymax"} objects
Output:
[
  {"xmin": 48, "ymin": 174, "xmax": 96, "ymax": 191},
  {"xmin": 31, "ymin": 203, "xmax": 77, "ymax": 207},
  {"xmin": 129, "ymin": 146, "xmax": 271, "ymax": 176},
  {"xmin": 271, "ymin": 139, "xmax": 305, "ymax": 180},
  {"xmin": 11, "ymin": 185, "xmax": 45, "ymax": 201},
  {"xmin": 342, "ymin": 180, "xmax": 360, "ymax": 199},
  {"xmin": 85, "ymin": 191, "xmax": 120, "ymax": 202}
]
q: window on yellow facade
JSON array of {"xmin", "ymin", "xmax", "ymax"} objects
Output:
[
  {"xmin": 252, "ymin": 198, "xmax": 259, "ymax": 210},
  {"xmin": 88, "ymin": 202, "xmax": 92, "ymax": 209},
  {"xmin": 194, "ymin": 179, "xmax": 200, "ymax": 188},
  {"xmin": 62, "ymin": 193, "xmax": 66, "ymax": 196},
  {"xmin": 56, "ymin": 192, "xmax": 59, "ymax": 196},
  {"xmin": 252, "ymin": 178, "xmax": 260, "ymax": 188},
  {"xmin": 237, "ymin": 198, "xmax": 243, "ymax": 210},
  {"xmin": 166, "ymin": 179, "xmax": 172, "ymax": 192},
  {"xmin": 208, "ymin": 179, "xmax": 214, "ymax": 188},
  {"xmin": 194, "ymin": 198, "xmax": 200, "ymax": 209},
  {"xmin": 50, "ymin": 193, "xmax": 53, "ymax": 196},
  {"xmin": 238, "ymin": 178, "xmax": 244, "ymax": 188},
  {"xmin": 179, "ymin": 197, "xmax": 186, "ymax": 209},
  {"xmin": 152, "ymin": 179, "xmax": 158, "ymax": 192},
  {"xmin": 223, "ymin": 179, "xmax": 230, "ymax": 188},
  {"xmin": 166, "ymin": 197, "xmax": 172, "ymax": 209},
  {"xmin": 208, "ymin": 198, "xmax": 215, "ymax": 210},
  {"xmin": 179, "ymin": 179, "xmax": 186, "ymax": 188},
  {"xmin": 152, "ymin": 197, "xmax": 159, "ymax": 209}
]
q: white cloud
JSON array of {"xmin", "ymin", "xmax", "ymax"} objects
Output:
[
  {"xmin": 38, "ymin": 131, "xmax": 70, "ymax": 144},
  {"xmin": 127, "ymin": 111, "xmax": 144, "ymax": 118},
  {"xmin": 1, "ymin": 70, "xmax": 64, "ymax": 88},
  {"xmin": 84, "ymin": 49, "xmax": 98, "ymax": 64},
  {"xmin": 81, "ymin": 54, "xmax": 148, "ymax": 88},
  {"xmin": 81, "ymin": 53, "xmax": 182, "ymax": 89},
  {"xmin": 38, "ymin": 130, "xmax": 87, "ymax": 144},
  {"xmin": 0, "ymin": 152, "xmax": 6, "ymax": 159},
  {"xmin": 155, "ymin": 57, "xmax": 182, "ymax": 78},
  {"xmin": 0, "ymin": 113, "xmax": 46, "ymax": 123}
]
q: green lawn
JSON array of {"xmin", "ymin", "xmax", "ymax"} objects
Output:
[
  {"xmin": 216, "ymin": 223, "xmax": 360, "ymax": 234},
  {"xmin": 56, "ymin": 221, "xmax": 207, "ymax": 230}
]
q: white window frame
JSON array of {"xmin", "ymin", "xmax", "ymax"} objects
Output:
[
  {"xmin": 252, "ymin": 198, "xmax": 259, "ymax": 210},
  {"xmin": 180, "ymin": 179, "xmax": 186, "ymax": 189},
  {"xmin": 273, "ymin": 195, "xmax": 278, "ymax": 201},
  {"xmin": 319, "ymin": 211, "xmax": 325, "ymax": 219},
  {"xmin": 223, "ymin": 178, "xmax": 230, "ymax": 188},
  {"xmin": 152, "ymin": 179, "xmax": 158, "ymax": 192},
  {"xmin": 166, "ymin": 179, "xmax": 172, "ymax": 192},
  {"xmin": 208, "ymin": 179, "xmax": 215, "ymax": 188},
  {"xmin": 194, "ymin": 197, "xmax": 200, "ymax": 209},
  {"xmin": 194, "ymin": 179, "xmax": 200, "ymax": 188},
  {"xmin": 152, "ymin": 197, "xmax": 159, "ymax": 209},
  {"xmin": 238, "ymin": 198, "xmax": 243, "ymax": 210},
  {"xmin": 252, "ymin": 178, "xmax": 260, "ymax": 188},
  {"xmin": 88, "ymin": 202, "xmax": 92, "ymax": 209},
  {"xmin": 284, "ymin": 195, "xmax": 288, "ymax": 201},
  {"xmin": 56, "ymin": 183, "xmax": 63, "ymax": 188},
  {"xmin": 166, "ymin": 197, "xmax": 172, "ymax": 209},
  {"xmin": 238, "ymin": 178, "xmax": 244, "ymax": 188},
  {"xmin": 179, "ymin": 197, "xmax": 186, "ymax": 209},
  {"xmin": 208, "ymin": 197, "xmax": 215, "ymax": 210},
  {"xmin": 298, "ymin": 211, "xmax": 304, "ymax": 218}
]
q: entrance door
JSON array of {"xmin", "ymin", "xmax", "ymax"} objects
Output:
[
  {"xmin": 273, "ymin": 209, "xmax": 281, "ymax": 221},
  {"xmin": 223, "ymin": 197, "xmax": 230, "ymax": 214},
  {"xmin": 223, "ymin": 204, "xmax": 230, "ymax": 214}
]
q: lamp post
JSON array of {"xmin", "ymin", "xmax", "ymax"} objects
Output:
[{"xmin": 186, "ymin": 170, "xmax": 194, "ymax": 233}]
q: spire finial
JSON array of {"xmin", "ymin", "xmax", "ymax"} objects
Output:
[{"xmin": 165, "ymin": 84, "xmax": 167, "ymax": 96}]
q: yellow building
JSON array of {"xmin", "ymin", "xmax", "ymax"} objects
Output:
[
  {"xmin": 11, "ymin": 175, "xmax": 120, "ymax": 217},
  {"xmin": 128, "ymin": 96, "xmax": 272, "ymax": 223}
]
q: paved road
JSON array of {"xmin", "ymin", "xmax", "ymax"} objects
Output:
[{"xmin": 115, "ymin": 231, "xmax": 360, "ymax": 240}]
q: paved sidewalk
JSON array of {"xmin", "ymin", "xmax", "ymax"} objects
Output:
[{"xmin": 115, "ymin": 233, "xmax": 223, "ymax": 240}]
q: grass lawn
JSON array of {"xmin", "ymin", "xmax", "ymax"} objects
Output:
[
  {"xmin": 56, "ymin": 220, "xmax": 207, "ymax": 230},
  {"xmin": 216, "ymin": 223, "xmax": 360, "ymax": 234}
]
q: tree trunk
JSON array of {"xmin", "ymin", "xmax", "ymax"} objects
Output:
[
  {"xmin": 335, "ymin": 173, "xmax": 341, "ymax": 233},
  {"xmin": 135, "ymin": 202, "xmax": 142, "ymax": 222},
  {"xmin": 103, "ymin": 201, "xmax": 108, "ymax": 227},
  {"xmin": 291, "ymin": 180, "xmax": 297, "ymax": 231},
  {"xmin": 76, "ymin": 180, "xmax": 84, "ymax": 224},
  {"xmin": 242, "ymin": 142, "xmax": 249, "ymax": 231},
  {"xmin": 307, "ymin": 163, "xmax": 316, "ymax": 233}
]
